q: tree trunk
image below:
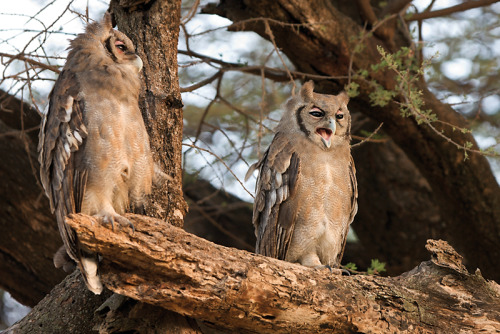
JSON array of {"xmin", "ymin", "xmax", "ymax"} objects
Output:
[
  {"xmin": 350, "ymin": 116, "xmax": 443, "ymax": 274},
  {"xmin": 5, "ymin": 271, "xmax": 203, "ymax": 334},
  {"xmin": 3, "ymin": 272, "xmax": 111, "ymax": 334},
  {"xmin": 25, "ymin": 213, "xmax": 500, "ymax": 333},
  {"xmin": 205, "ymin": 0, "xmax": 500, "ymax": 281}
]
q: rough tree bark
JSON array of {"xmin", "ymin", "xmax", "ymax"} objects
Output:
[
  {"xmin": 14, "ymin": 213, "xmax": 500, "ymax": 334},
  {"xmin": 204, "ymin": 0, "xmax": 500, "ymax": 281}
]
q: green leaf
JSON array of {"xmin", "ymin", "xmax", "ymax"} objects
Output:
[
  {"xmin": 345, "ymin": 82, "xmax": 360, "ymax": 98},
  {"xmin": 367, "ymin": 259, "xmax": 386, "ymax": 275},
  {"xmin": 343, "ymin": 262, "xmax": 358, "ymax": 271}
]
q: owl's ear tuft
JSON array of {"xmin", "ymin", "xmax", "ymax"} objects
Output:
[
  {"xmin": 101, "ymin": 12, "xmax": 113, "ymax": 31},
  {"xmin": 337, "ymin": 91, "xmax": 350, "ymax": 104},
  {"xmin": 300, "ymin": 81, "xmax": 315, "ymax": 102}
]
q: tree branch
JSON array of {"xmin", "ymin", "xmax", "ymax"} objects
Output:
[
  {"xmin": 66, "ymin": 213, "xmax": 500, "ymax": 333},
  {"xmin": 0, "ymin": 52, "xmax": 61, "ymax": 74},
  {"xmin": 178, "ymin": 48, "xmax": 347, "ymax": 83},
  {"xmin": 407, "ymin": 0, "xmax": 500, "ymax": 21}
]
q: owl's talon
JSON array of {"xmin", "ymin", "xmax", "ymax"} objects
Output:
[
  {"xmin": 341, "ymin": 268, "xmax": 351, "ymax": 276},
  {"xmin": 100, "ymin": 214, "xmax": 134, "ymax": 232},
  {"xmin": 101, "ymin": 215, "xmax": 115, "ymax": 231},
  {"xmin": 315, "ymin": 265, "xmax": 345, "ymax": 275}
]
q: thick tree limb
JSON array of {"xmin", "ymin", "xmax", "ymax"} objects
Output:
[{"xmin": 66, "ymin": 213, "xmax": 500, "ymax": 333}]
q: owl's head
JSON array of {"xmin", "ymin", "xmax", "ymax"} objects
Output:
[
  {"xmin": 69, "ymin": 12, "xmax": 143, "ymax": 73},
  {"xmin": 280, "ymin": 81, "xmax": 351, "ymax": 149}
]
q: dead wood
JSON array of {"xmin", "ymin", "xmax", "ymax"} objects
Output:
[{"xmin": 63, "ymin": 213, "xmax": 500, "ymax": 334}]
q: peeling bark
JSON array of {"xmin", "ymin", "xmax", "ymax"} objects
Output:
[{"xmin": 60, "ymin": 213, "xmax": 500, "ymax": 334}]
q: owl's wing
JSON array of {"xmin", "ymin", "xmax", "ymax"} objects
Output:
[
  {"xmin": 335, "ymin": 154, "xmax": 358, "ymax": 265},
  {"xmin": 38, "ymin": 68, "xmax": 88, "ymax": 262},
  {"xmin": 348, "ymin": 155, "xmax": 358, "ymax": 224},
  {"xmin": 251, "ymin": 132, "xmax": 300, "ymax": 260}
]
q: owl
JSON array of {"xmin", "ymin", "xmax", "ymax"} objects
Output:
[
  {"xmin": 38, "ymin": 13, "xmax": 154, "ymax": 294},
  {"xmin": 247, "ymin": 81, "xmax": 358, "ymax": 272}
]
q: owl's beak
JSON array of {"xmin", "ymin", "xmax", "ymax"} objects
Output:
[
  {"xmin": 316, "ymin": 117, "xmax": 336, "ymax": 148},
  {"xmin": 133, "ymin": 55, "xmax": 143, "ymax": 72}
]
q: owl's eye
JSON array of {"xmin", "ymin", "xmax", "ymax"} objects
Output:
[
  {"xmin": 309, "ymin": 107, "xmax": 324, "ymax": 118},
  {"xmin": 115, "ymin": 41, "xmax": 126, "ymax": 52},
  {"xmin": 336, "ymin": 113, "xmax": 344, "ymax": 120}
]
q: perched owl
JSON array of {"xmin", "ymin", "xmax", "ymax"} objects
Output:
[
  {"xmin": 38, "ymin": 13, "xmax": 154, "ymax": 294},
  {"xmin": 246, "ymin": 81, "xmax": 358, "ymax": 271}
]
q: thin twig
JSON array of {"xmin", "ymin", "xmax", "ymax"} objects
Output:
[
  {"xmin": 406, "ymin": 0, "xmax": 499, "ymax": 21},
  {"xmin": 187, "ymin": 201, "xmax": 254, "ymax": 251},
  {"xmin": 0, "ymin": 52, "xmax": 61, "ymax": 73},
  {"xmin": 180, "ymin": 71, "xmax": 222, "ymax": 92},
  {"xmin": 183, "ymin": 143, "xmax": 255, "ymax": 199},
  {"xmin": 351, "ymin": 122, "xmax": 385, "ymax": 148}
]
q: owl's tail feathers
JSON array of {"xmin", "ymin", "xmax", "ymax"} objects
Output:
[
  {"xmin": 245, "ymin": 162, "xmax": 259, "ymax": 181},
  {"xmin": 80, "ymin": 256, "xmax": 103, "ymax": 295},
  {"xmin": 53, "ymin": 245, "xmax": 76, "ymax": 272},
  {"xmin": 54, "ymin": 246, "xmax": 103, "ymax": 294}
]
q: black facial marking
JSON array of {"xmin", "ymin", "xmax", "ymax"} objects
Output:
[
  {"xmin": 345, "ymin": 115, "xmax": 351, "ymax": 138},
  {"xmin": 105, "ymin": 38, "xmax": 118, "ymax": 62},
  {"xmin": 296, "ymin": 105, "xmax": 310, "ymax": 136}
]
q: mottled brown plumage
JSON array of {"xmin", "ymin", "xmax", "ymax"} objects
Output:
[
  {"xmin": 247, "ymin": 81, "xmax": 358, "ymax": 270},
  {"xmin": 38, "ymin": 13, "xmax": 153, "ymax": 294}
]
